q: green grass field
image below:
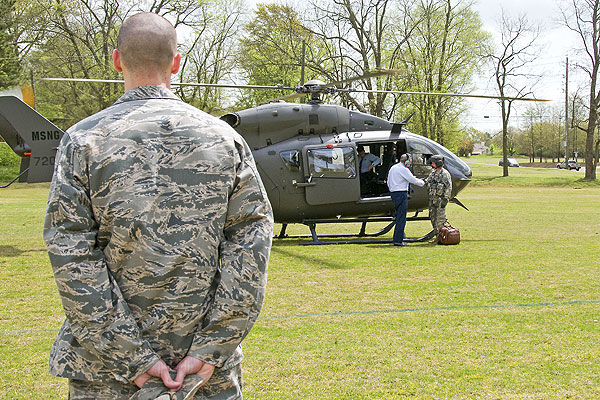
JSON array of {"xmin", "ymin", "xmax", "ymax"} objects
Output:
[{"xmin": 1, "ymin": 158, "xmax": 599, "ymax": 399}]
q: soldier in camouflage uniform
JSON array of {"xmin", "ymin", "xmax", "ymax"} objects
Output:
[
  {"xmin": 43, "ymin": 12, "xmax": 273, "ymax": 400},
  {"xmin": 424, "ymin": 155, "xmax": 452, "ymax": 241}
]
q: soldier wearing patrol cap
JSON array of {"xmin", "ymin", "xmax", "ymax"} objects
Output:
[
  {"xmin": 43, "ymin": 12, "xmax": 273, "ymax": 399},
  {"xmin": 424, "ymin": 155, "xmax": 452, "ymax": 242}
]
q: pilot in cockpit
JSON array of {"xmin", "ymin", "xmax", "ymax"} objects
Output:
[{"xmin": 357, "ymin": 145, "xmax": 381, "ymax": 196}]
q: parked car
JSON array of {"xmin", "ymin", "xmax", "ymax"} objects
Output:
[
  {"xmin": 498, "ymin": 157, "xmax": 519, "ymax": 167},
  {"xmin": 557, "ymin": 160, "xmax": 581, "ymax": 171}
]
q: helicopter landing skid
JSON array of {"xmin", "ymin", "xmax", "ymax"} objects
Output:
[{"xmin": 276, "ymin": 215, "xmax": 434, "ymax": 245}]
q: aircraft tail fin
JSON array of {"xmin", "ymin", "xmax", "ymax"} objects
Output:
[
  {"xmin": 0, "ymin": 95, "xmax": 64, "ymax": 184},
  {"xmin": 0, "ymin": 85, "xmax": 35, "ymax": 108}
]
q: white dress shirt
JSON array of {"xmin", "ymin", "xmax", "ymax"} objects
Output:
[{"xmin": 387, "ymin": 162, "xmax": 425, "ymax": 192}]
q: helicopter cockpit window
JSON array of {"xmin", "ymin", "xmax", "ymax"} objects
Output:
[
  {"xmin": 409, "ymin": 142, "xmax": 434, "ymax": 167},
  {"xmin": 410, "ymin": 151, "xmax": 433, "ymax": 178},
  {"xmin": 409, "ymin": 141, "xmax": 433, "ymax": 155},
  {"xmin": 280, "ymin": 150, "xmax": 300, "ymax": 172},
  {"xmin": 307, "ymin": 146, "xmax": 356, "ymax": 178}
]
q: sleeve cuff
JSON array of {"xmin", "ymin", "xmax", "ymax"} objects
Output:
[{"xmin": 113, "ymin": 343, "xmax": 160, "ymax": 383}]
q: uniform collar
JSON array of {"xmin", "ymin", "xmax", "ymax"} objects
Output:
[{"xmin": 114, "ymin": 85, "xmax": 180, "ymax": 105}]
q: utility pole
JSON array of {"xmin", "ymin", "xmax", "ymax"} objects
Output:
[
  {"xmin": 301, "ymin": 40, "xmax": 306, "ymax": 84},
  {"xmin": 565, "ymin": 57, "xmax": 569, "ymax": 163},
  {"xmin": 301, "ymin": 40, "xmax": 306, "ymax": 103}
]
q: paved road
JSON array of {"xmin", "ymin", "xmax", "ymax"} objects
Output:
[{"xmin": 465, "ymin": 161, "xmax": 600, "ymax": 172}]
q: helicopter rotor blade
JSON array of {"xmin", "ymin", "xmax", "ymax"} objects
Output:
[
  {"xmin": 40, "ymin": 77, "xmax": 125, "ymax": 84},
  {"xmin": 40, "ymin": 77, "xmax": 299, "ymax": 91},
  {"xmin": 40, "ymin": 76, "xmax": 548, "ymax": 102},
  {"xmin": 260, "ymin": 69, "xmax": 404, "ymax": 103},
  {"xmin": 344, "ymin": 88, "xmax": 550, "ymax": 102},
  {"xmin": 173, "ymin": 82, "xmax": 298, "ymax": 90}
]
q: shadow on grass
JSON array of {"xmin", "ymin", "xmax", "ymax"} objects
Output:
[
  {"xmin": 472, "ymin": 176, "xmax": 502, "ymax": 183},
  {"xmin": 271, "ymin": 239, "xmax": 306, "ymax": 247},
  {"xmin": 0, "ymin": 245, "xmax": 26, "ymax": 257},
  {"xmin": 270, "ymin": 246, "xmax": 350, "ymax": 270},
  {"xmin": 472, "ymin": 175, "xmax": 600, "ymax": 187}
]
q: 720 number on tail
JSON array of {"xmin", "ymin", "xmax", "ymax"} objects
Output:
[{"xmin": 32, "ymin": 156, "xmax": 55, "ymax": 166}]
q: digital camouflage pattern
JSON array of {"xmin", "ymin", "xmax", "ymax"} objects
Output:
[
  {"xmin": 424, "ymin": 167, "xmax": 452, "ymax": 234},
  {"xmin": 68, "ymin": 364, "xmax": 242, "ymax": 399},
  {"xmin": 44, "ymin": 86, "xmax": 273, "ymax": 388}
]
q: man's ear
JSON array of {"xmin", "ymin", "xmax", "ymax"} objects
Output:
[
  {"xmin": 113, "ymin": 49, "xmax": 123, "ymax": 73},
  {"xmin": 171, "ymin": 53, "xmax": 181, "ymax": 74}
]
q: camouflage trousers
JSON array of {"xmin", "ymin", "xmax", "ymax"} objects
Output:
[
  {"xmin": 68, "ymin": 363, "xmax": 242, "ymax": 400},
  {"xmin": 428, "ymin": 201, "xmax": 447, "ymax": 235}
]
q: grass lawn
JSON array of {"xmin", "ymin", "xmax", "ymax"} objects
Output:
[{"xmin": 1, "ymin": 160, "xmax": 599, "ymax": 399}]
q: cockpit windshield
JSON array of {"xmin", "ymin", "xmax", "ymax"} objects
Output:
[{"xmin": 406, "ymin": 135, "xmax": 471, "ymax": 179}]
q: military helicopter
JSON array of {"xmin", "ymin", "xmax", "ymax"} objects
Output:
[{"xmin": 0, "ymin": 75, "xmax": 546, "ymax": 243}]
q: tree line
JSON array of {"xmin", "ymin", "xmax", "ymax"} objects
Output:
[
  {"xmin": 462, "ymin": 95, "xmax": 589, "ymax": 164},
  {"xmin": 1, "ymin": 0, "xmax": 599, "ymax": 180}
]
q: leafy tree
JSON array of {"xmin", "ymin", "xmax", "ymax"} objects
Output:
[
  {"xmin": 307, "ymin": 0, "xmax": 417, "ymax": 118},
  {"xmin": 0, "ymin": 0, "xmax": 20, "ymax": 88},
  {"xmin": 459, "ymin": 126, "xmax": 490, "ymax": 155},
  {"xmin": 173, "ymin": 0, "xmax": 247, "ymax": 114},
  {"xmin": 30, "ymin": 0, "xmax": 124, "ymax": 127},
  {"xmin": 467, "ymin": 127, "xmax": 493, "ymax": 147},
  {"xmin": 456, "ymin": 136, "xmax": 474, "ymax": 157},
  {"xmin": 568, "ymin": 91, "xmax": 588, "ymax": 160},
  {"xmin": 237, "ymin": 3, "xmax": 313, "ymax": 107},
  {"xmin": 563, "ymin": 0, "xmax": 600, "ymax": 180},
  {"xmin": 522, "ymin": 105, "xmax": 545, "ymax": 162},
  {"xmin": 237, "ymin": 0, "xmax": 490, "ymax": 152},
  {"xmin": 399, "ymin": 0, "xmax": 491, "ymax": 147},
  {"xmin": 491, "ymin": 126, "xmax": 518, "ymax": 156},
  {"xmin": 26, "ymin": 0, "xmax": 246, "ymax": 125},
  {"xmin": 486, "ymin": 11, "xmax": 540, "ymax": 176}
]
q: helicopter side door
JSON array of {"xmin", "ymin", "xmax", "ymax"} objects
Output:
[{"xmin": 301, "ymin": 144, "xmax": 359, "ymax": 205}]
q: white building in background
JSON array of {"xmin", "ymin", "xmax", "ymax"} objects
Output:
[{"xmin": 472, "ymin": 142, "xmax": 489, "ymax": 155}]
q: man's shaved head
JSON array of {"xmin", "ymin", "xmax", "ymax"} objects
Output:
[{"xmin": 117, "ymin": 12, "xmax": 177, "ymax": 73}]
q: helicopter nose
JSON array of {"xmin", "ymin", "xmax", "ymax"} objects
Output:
[
  {"xmin": 453, "ymin": 178, "xmax": 470, "ymax": 194},
  {"xmin": 448, "ymin": 156, "xmax": 471, "ymax": 180}
]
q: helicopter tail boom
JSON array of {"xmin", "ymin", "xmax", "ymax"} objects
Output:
[{"xmin": 0, "ymin": 96, "xmax": 64, "ymax": 184}]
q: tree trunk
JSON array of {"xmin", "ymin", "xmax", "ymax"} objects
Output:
[
  {"xmin": 501, "ymin": 99, "xmax": 509, "ymax": 177},
  {"xmin": 585, "ymin": 125, "xmax": 597, "ymax": 179},
  {"xmin": 585, "ymin": 100, "xmax": 597, "ymax": 180}
]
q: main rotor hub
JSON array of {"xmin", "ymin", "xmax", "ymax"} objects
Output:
[
  {"xmin": 300, "ymin": 80, "xmax": 331, "ymax": 103},
  {"xmin": 302, "ymin": 80, "xmax": 327, "ymax": 91}
]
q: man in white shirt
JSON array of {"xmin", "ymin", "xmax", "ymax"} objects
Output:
[{"xmin": 387, "ymin": 153, "xmax": 425, "ymax": 246}]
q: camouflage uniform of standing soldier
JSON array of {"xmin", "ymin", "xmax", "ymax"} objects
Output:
[
  {"xmin": 424, "ymin": 155, "xmax": 452, "ymax": 241},
  {"xmin": 43, "ymin": 12, "xmax": 273, "ymax": 400}
]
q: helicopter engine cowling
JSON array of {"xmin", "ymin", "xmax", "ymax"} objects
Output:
[
  {"xmin": 222, "ymin": 102, "xmax": 350, "ymax": 150},
  {"xmin": 221, "ymin": 103, "xmax": 396, "ymax": 151},
  {"xmin": 222, "ymin": 102, "xmax": 396, "ymax": 150}
]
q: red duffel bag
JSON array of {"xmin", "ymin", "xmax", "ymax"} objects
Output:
[{"xmin": 438, "ymin": 224, "xmax": 460, "ymax": 245}]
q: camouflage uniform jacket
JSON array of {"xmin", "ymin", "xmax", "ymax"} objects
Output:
[
  {"xmin": 424, "ymin": 167, "xmax": 452, "ymax": 200},
  {"xmin": 43, "ymin": 86, "xmax": 273, "ymax": 384}
]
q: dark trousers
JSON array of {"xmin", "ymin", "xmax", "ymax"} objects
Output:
[{"xmin": 391, "ymin": 191, "xmax": 408, "ymax": 244}]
